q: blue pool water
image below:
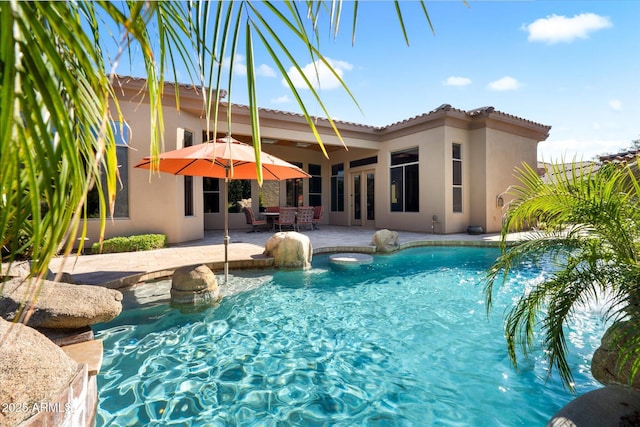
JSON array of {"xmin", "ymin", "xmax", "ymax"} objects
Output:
[{"xmin": 94, "ymin": 247, "xmax": 608, "ymax": 426}]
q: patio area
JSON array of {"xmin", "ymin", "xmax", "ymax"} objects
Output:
[{"xmin": 47, "ymin": 226, "xmax": 512, "ymax": 289}]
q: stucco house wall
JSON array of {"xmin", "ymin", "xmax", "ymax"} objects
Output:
[
  {"xmin": 85, "ymin": 85, "xmax": 209, "ymax": 245},
  {"xmin": 373, "ymin": 126, "xmax": 448, "ymax": 233},
  {"xmin": 79, "ymin": 78, "xmax": 550, "ymax": 246}
]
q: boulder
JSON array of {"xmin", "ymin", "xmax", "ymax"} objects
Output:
[
  {"xmin": 264, "ymin": 232, "xmax": 312, "ymax": 270},
  {"xmin": 0, "ymin": 317, "xmax": 79, "ymax": 426},
  {"xmin": 1, "ymin": 261, "xmax": 74, "ymax": 283},
  {"xmin": 591, "ymin": 321, "xmax": 640, "ymax": 389},
  {"xmin": 171, "ymin": 265, "xmax": 220, "ymax": 305},
  {"xmin": 547, "ymin": 385, "xmax": 640, "ymax": 427},
  {"xmin": 0, "ymin": 278, "xmax": 123, "ymax": 329},
  {"xmin": 1, "ymin": 260, "xmax": 31, "ymax": 279},
  {"xmin": 371, "ymin": 229, "xmax": 399, "ymax": 253}
]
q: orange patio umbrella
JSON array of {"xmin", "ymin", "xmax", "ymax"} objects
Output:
[{"xmin": 134, "ymin": 135, "xmax": 311, "ymax": 282}]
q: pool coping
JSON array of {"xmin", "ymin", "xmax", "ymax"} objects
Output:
[{"xmin": 100, "ymin": 238, "xmax": 508, "ymax": 290}]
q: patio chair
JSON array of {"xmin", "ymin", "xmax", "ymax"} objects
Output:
[
  {"xmin": 275, "ymin": 207, "xmax": 297, "ymax": 231},
  {"xmin": 312, "ymin": 206, "xmax": 324, "ymax": 230},
  {"xmin": 265, "ymin": 206, "xmax": 280, "ymax": 213},
  {"xmin": 243, "ymin": 207, "xmax": 268, "ymax": 232},
  {"xmin": 296, "ymin": 206, "xmax": 313, "ymax": 231},
  {"xmin": 296, "ymin": 206, "xmax": 314, "ymax": 231}
]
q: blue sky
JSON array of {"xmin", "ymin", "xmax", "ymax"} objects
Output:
[{"xmin": 120, "ymin": 1, "xmax": 640, "ymax": 162}]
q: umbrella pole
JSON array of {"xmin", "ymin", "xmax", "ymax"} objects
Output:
[
  {"xmin": 224, "ymin": 234, "xmax": 229, "ymax": 283},
  {"xmin": 224, "ymin": 175, "xmax": 229, "ymax": 284},
  {"xmin": 223, "ymin": 137, "xmax": 232, "ymax": 284}
]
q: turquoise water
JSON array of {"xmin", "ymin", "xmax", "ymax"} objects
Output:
[{"xmin": 94, "ymin": 247, "xmax": 607, "ymax": 426}]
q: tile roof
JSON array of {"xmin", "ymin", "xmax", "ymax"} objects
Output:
[
  {"xmin": 378, "ymin": 104, "xmax": 550, "ymax": 133},
  {"xmin": 599, "ymin": 149, "xmax": 640, "ymax": 163},
  {"xmin": 113, "ymin": 74, "xmax": 228, "ymax": 98},
  {"xmin": 114, "ymin": 76, "xmax": 550, "ymax": 135}
]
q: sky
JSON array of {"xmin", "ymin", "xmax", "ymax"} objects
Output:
[{"xmin": 120, "ymin": 1, "xmax": 640, "ymax": 163}]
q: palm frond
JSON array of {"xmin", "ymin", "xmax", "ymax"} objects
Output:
[
  {"xmin": 485, "ymin": 158, "xmax": 640, "ymax": 390},
  {"xmin": 2, "ymin": 1, "xmax": 437, "ymax": 327}
]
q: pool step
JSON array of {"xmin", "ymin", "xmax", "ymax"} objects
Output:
[{"xmin": 62, "ymin": 339, "xmax": 103, "ymax": 376}]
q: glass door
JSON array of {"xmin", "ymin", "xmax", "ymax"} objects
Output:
[
  {"xmin": 352, "ymin": 173, "xmax": 362, "ymax": 225},
  {"xmin": 351, "ymin": 170, "xmax": 375, "ymax": 227}
]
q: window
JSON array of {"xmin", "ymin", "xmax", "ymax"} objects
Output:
[
  {"xmin": 86, "ymin": 121, "xmax": 130, "ymax": 218},
  {"xmin": 183, "ymin": 131, "xmax": 194, "ymax": 216},
  {"xmin": 203, "ymin": 178, "xmax": 220, "ymax": 213},
  {"xmin": 452, "ymin": 143, "xmax": 462, "ymax": 212},
  {"xmin": 331, "ymin": 163, "xmax": 344, "ymax": 212},
  {"xmin": 350, "ymin": 156, "xmax": 377, "ymax": 168},
  {"xmin": 390, "ymin": 148, "xmax": 419, "ymax": 212},
  {"xmin": 308, "ymin": 163, "xmax": 322, "ymax": 207},
  {"xmin": 286, "ymin": 161, "xmax": 304, "ymax": 207}
]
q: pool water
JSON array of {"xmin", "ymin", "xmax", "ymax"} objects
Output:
[{"xmin": 94, "ymin": 247, "xmax": 608, "ymax": 426}]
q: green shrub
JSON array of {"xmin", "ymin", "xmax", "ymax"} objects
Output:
[
  {"xmin": 91, "ymin": 234, "xmax": 167, "ymax": 254},
  {"xmin": 1, "ymin": 228, "xmax": 34, "ymax": 261}
]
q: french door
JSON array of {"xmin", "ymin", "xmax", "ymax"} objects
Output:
[{"xmin": 350, "ymin": 170, "xmax": 375, "ymax": 227}]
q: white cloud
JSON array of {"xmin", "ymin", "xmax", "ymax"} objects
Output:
[
  {"xmin": 443, "ymin": 76, "xmax": 472, "ymax": 87},
  {"xmin": 223, "ymin": 55, "xmax": 275, "ymax": 78},
  {"xmin": 488, "ymin": 76, "xmax": 520, "ymax": 91},
  {"xmin": 284, "ymin": 58, "xmax": 353, "ymax": 90},
  {"xmin": 524, "ymin": 13, "xmax": 612, "ymax": 44},
  {"xmin": 593, "ymin": 120, "xmax": 623, "ymax": 131},
  {"xmin": 222, "ymin": 55, "xmax": 246, "ymax": 76},
  {"xmin": 271, "ymin": 95, "xmax": 291, "ymax": 104},
  {"xmin": 256, "ymin": 64, "xmax": 276, "ymax": 78},
  {"xmin": 608, "ymin": 99, "xmax": 623, "ymax": 112}
]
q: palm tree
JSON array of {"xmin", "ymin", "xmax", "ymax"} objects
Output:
[
  {"xmin": 484, "ymin": 160, "xmax": 640, "ymax": 391},
  {"xmin": 1, "ymin": 1, "xmax": 434, "ymax": 291}
]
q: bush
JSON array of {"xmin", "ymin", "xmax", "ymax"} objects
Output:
[
  {"xmin": 1, "ymin": 229, "xmax": 34, "ymax": 261},
  {"xmin": 91, "ymin": 234, "xmax": 167, "ymax": 254}
]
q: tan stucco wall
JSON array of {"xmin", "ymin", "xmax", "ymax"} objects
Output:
[
  {"xmin": 467, "ymin": 128, "xmax": 487, "ymax": 232},
  {"xmin": 482, "ymin": 128, "xmax": 538, "ymax": 233},
  {"xmin": 83, "ymin": 100, "xmax": 206, "ymax": 246},
  {"xmin": 373, "ymin": 127, "xmax": 448, "ymax": 233},
  {"xmin": 77, "ymin": 80, "xmax": 550, "ymax": 246}
]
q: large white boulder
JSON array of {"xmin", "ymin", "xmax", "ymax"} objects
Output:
[
  {"xmin": 263, "ymin": 232, "xmax": 312, "ymax": 270},
  {"xmin": 371, "ymin": 229, "xmax": 399, "ymax": 253}
]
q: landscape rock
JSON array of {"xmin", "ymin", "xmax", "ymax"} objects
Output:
[
  {"xmin": 0, "ymin": 317, "xmax": 78, "ymax": 426},
  {"xmin": 171, "ymin": 264, "xmax": 220, "ymax": 305},
  {"xmin": 1, "ymin": 261, "xmax": 74, "ymax": 283},
  {"xmin": 264, "ymin": 232, "xmax": 312, "ymax": 269},
  {"xmin": 371, "ymin": 229, "xmax": 399, "ymax": 253},
  {"xmin": 591, "ymin": 321, "xmax": 640, "ymax": 389},
  {"xmin": 547, "ymin": 385, "xmax": 640, "ymax": 427},
  {"xmin": 1, "ymin": 260, "xmax": 32, "ymax": 279},
  {"xmin": 0, "ymin": 278, "xmax": 123, "ymax": 329}
]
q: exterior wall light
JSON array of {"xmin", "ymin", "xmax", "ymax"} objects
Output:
[{"xmin": 496, "ymin": 195, "xmax": 504, "ymax": 207}]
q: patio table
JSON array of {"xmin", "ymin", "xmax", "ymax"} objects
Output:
[{"xmin": 263, "ymin": 212, "xmax": 279, "ymax": 231}]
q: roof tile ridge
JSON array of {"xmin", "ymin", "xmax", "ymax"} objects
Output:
[
  {"xmin": 477, "ymin": 106, "xmax": 550, "ymax": 129},
  {"xmin": 223, "ymin": 102, "xmax": 381, "ymax": 130}
]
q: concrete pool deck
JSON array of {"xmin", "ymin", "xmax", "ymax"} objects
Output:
[{"xmin": 48, "ymin": 226, "xmax": 521, "ymax": 289}]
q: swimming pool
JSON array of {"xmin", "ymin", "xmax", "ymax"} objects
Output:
[{"xmin": 94, "ymin": 246, "xmax": 607, "ymax": 426}]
